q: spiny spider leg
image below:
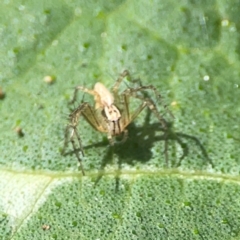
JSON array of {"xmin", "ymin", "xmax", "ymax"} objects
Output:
[
  {"xmin": 113, "ymin": 90, "xmax": 131, "ymax": 145},
  {"xmin": 114, "ymin": 72, "xmax": 172, "ymax": 164},
  {"xmin": 112, "ymin": 70, "xmax": 130, "ymax": 93},
  {"xmin": 70, "ymin": 127, "xmax": 85, "ymax": 175},
  {"xmin": 114, "ymin": 88, "xmax": 132, "ymax": 144},
  {"xmin": 123, "ymin": 88, "xmax": 170, "ymax": 165},
  {"xmin": 62, "ymin": 104, "xmax": 90, "ymax": 175},
  {"xmin": 113, "ymin": 70, "xmax": 173, "ymax": 119},
  {"xmin": 112, "ymin": 71, "xmax": 161, "ymax": 103},
  {"xmin": 62, "ymin": 102, "xmax": 106, "ymax": 175},
  {"xmin": 62, "ymin": 124, "xmax": 85, "ymax": 175},
  {"xmin": 81, "ymin": 103, "xmax": 120, "ymax": 147},
  {"xmin": 124, "ymin": 88, "xmax": 167, "ymax": 129},
  {"xmin": 80, "ymin": 103, "xmax": 104, "ymax": 132},
  {"xmin": 127, "ymin": 84, "xmax": 174, "ymax": 119},
  {"xmin": 69, "ymin": 86, "xmax": 98, "ymax": 105}
]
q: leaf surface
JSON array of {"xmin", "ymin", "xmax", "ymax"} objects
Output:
[{"xmin": 0, "ymin": 0, "xmax": 240, "ymax": 239}]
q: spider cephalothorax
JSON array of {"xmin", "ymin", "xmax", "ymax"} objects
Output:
[
  {"xmin": 62, "ymin": 70, "xmax": 170, "ymax": 175},
  {"xmin": 93, "ymin": 82, "xmax": 123, "ymax": 137}
]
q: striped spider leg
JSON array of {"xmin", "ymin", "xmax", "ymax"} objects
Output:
[
  {"xmin": 62, "ymin": 70, "xmax": 170, "ymax": 174},
  {"xmin": 113, "ymin": 71, "xmax": 171, "ymax": 165}
]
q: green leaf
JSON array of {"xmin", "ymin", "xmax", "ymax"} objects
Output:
[{"xmin": 0, "ymin": 0, "xmax": 240, "ymax": 239}]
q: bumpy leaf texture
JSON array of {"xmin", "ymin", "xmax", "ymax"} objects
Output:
[{"xmin": 0, "ymin": 0, "xmax": 240, "ymax": 239}]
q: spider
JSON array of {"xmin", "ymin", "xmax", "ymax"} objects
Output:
[{"xmin": 62, "ymin": 70, "xmax": 171, "ymax": 175}]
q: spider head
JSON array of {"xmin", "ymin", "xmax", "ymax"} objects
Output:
[
  {"xmin": 104, "ymin": 104, "xmax": 121, "ymax": 122},
  {"xmin": 103, "ymin": 104, "xmax": 122, "ymax": 136}
]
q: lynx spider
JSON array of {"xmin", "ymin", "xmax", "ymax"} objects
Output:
[{"xmin": 62, "ymin": 70, "xmax": 170, "ymax": 175}]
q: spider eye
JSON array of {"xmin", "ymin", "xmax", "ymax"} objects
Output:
[{"xmin": 103, "ymin": 105, "xmax": 121, "ymax": 121}]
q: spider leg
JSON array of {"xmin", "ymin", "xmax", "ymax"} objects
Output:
[
  {"xmin": 68, "ymin": 87, "xmax": 80, "ymax": 105},
  {"xmin": 111, "ymin": 92, "xmax": 131, "ymax": 145},
  {"xmin": 127, "ymin": 85, "xmax": 174, "ymax": 119},
  {"xmin": 69, "ymin": 86, "xmax": 98, "ymax": 105},
  {"xmin": 75, "ymin": 102, "xmax": 117, "ymax": 150},
  {"xmin": 124, "ymin": 96, "xmax": 169, "ymax": 163},
  {"xmin": 61, "ymin": 123, "xmax": 85, "ymax": 175},
  {"xmin": 112, "ymin": 70, "xmax": 130, "ymax": 93},
  {"xmin": 123, "ymin": 89, "xmax": 170, "ymax": 165},
  {"xmin": 120, "ymin": 91, "xmax": 156, "ymax": 140},
  {"xmin": 81, "ymin": 104, "xmax": 108, "ymax": 135},
  {"xmin": 69, "ymin": 127, "xmax": 85, "ymax": 175},
  {"xmin": 63, "ymin": 102, "xmax": 108, "ymax": 175},
  {"xmin": 113, "ymin": 71, "xmax": 173, "ymax": 119},
  {"xmin": 124, "ymin": 88, "xmax": 167, "ymax": 128}
]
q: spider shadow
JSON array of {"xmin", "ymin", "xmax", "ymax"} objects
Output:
[{"xmin": 80, "ymin": 109, "xmax": 213, "ymax": 189}]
